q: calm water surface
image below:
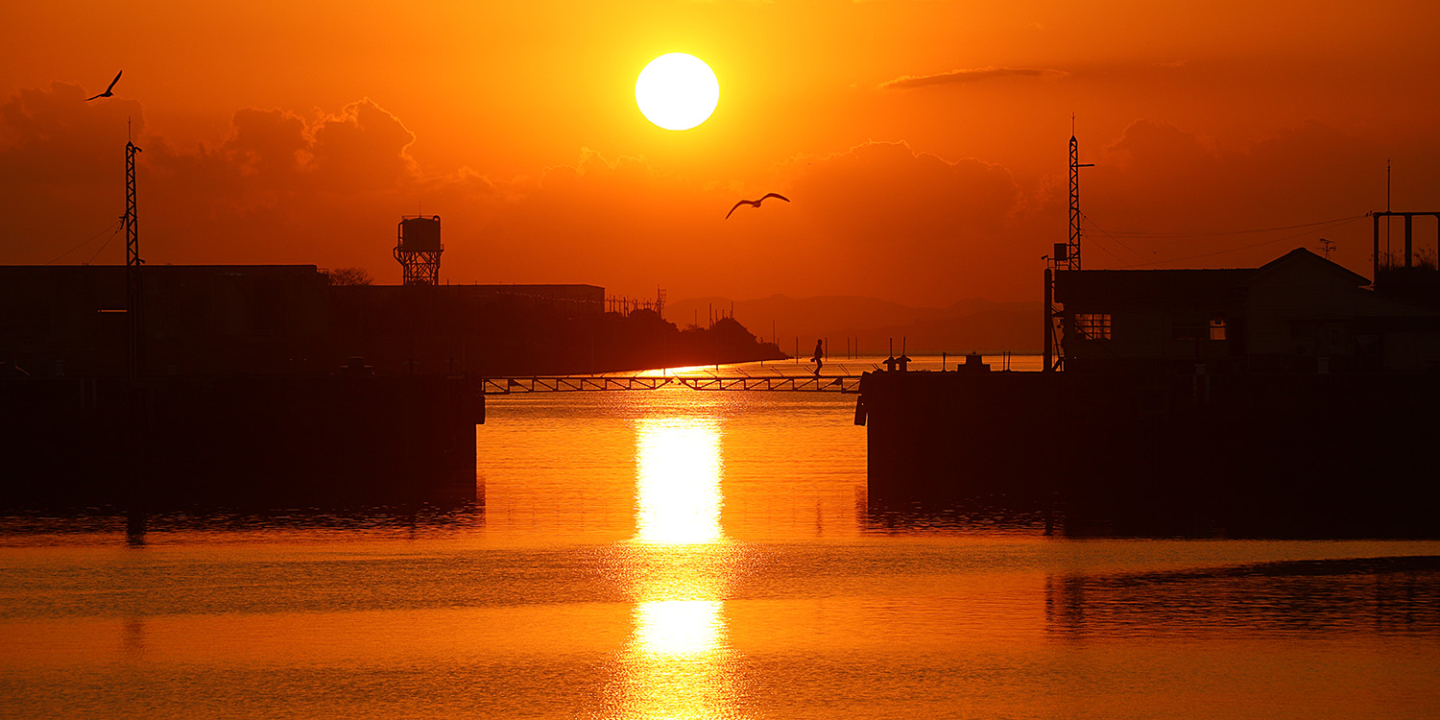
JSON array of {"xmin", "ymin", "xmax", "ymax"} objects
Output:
[{"xmin": 3, "ymin": 358, "xmax": 1438, "ymax": 719}]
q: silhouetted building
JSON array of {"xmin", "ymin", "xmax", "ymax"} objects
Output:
[
  {"xmin": 1054, "ymin": 248, "xmax": 1440, "ymax": 373},
  {"xmin": 0, "ymin": 265, "xmax": 605, "ymax": 377},
  {"xmin": 0, "ymin": 265, "xmax": 330, "ymax": 377},
  {"xmin": 326, "ymin": 283, "xmax": 604, "ymax": 375}
]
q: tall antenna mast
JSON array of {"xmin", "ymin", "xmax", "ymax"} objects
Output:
[
  {"xmin": 1067, "ymin": 115, "xmax": 1094, "ymax": 271},
  {"xmin": 124, "ymin": 127, "xmax": 144, "ymax": 378},
  {"xmin": 1386, "ymin": 159, "xmax": 1392, "ymax": 264},
  {"xmin": 1047, "ymin": 119, "xmax": 1097, "ymax": 373}
]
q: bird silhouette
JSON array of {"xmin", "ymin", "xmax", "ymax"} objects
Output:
[
  {"xmin": 726, "ymin": 192, "xmax": 790, "ymax": 219},
  {"xmin": 85, "ymin": 71, "xmax": 122, "ymax": 101}
]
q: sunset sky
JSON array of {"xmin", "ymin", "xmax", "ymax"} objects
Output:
[{"xmin": 3, "ymin": 0, "xmax": 1437, "ymax": 306}]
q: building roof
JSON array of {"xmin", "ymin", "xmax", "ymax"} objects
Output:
[
  {"xmin": 1053, "ymin": 247, "xmax": 1370, "ymax": 305},
  {"xmin": 1252, "ymin": 247, "xmax": 1371, "ymax": 287}
]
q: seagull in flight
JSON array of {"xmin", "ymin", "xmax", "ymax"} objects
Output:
[
  {"xmin": 726, "ymin": 192, "xmax": 790, "ymax": 219},
  {"xmin": 85, "ymin": 71, "xmax": 122, "ymax": 101}
]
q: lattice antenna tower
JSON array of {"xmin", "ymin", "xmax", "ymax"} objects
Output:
[
  {"xmin": 1067, "ymin": 117, "xmax": 1094, "ymax": 271},
  {"xmin": 125, "ymin": 119, "xmax": 144, "ymax": 378}
]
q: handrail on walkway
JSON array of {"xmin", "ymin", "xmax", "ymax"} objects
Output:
[{"xmin": 480, "ymin": 374, "xmax": 862, "ymax": 395}]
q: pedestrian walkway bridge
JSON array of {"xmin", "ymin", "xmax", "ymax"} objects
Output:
[{"xmin": 480, "ymin": 372, "xmax": 866, "ymax": 395}]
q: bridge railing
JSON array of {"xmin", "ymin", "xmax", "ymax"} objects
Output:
[{"xmin": 480, "ymin": 375, "xmax": 862, "ymax": 394}]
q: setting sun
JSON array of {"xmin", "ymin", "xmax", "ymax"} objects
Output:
[{"xmin": 635, "ymin": 53, "xmax": 719, "ymax": 131}]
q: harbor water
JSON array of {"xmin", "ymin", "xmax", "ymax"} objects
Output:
[{"xmin": 2, "ymin": 358, "xmax": 1437, "ymax": 719}]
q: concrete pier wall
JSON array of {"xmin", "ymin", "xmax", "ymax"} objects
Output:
[
  {"xmin": 860, "ymin": 370, "xmax": 1440, "ymax": 536},
  {"xmin": 0, "ymin": 375, "xmax": 485, "ymax": 507}
]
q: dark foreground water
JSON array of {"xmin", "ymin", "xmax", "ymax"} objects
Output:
[{"xmin": 3, "ymin": 359, "xmax": 1438, "ymax": 719}]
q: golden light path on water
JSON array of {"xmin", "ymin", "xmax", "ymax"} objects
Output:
[
  {"xmin": 619, "ymin": 416, "xmax": 735, "ymax": 720},
  {"xmin": 635, "ymin": 418, "xmax": 723, "ymax": 545}
]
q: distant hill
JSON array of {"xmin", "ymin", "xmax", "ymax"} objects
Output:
[{"xmin": 665, "ymin": 295, "xmax": 1040, "ymax": 355}]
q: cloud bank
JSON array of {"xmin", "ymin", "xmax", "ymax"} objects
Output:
[{"xmin": 1, "ymin": 83, "xmax": 1427, "ymax": 304}]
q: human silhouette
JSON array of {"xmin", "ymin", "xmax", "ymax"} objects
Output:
[
  {"xmin": 726, "ymin": 192, "xmax": 790, "ymax": 219},
  {"xmin": 811, "ymin": 339, "xmax": 824, "ymax": 377},
  {"xmin": 86, "ymin": 71, "xmax": 122, "ymax": 101}
]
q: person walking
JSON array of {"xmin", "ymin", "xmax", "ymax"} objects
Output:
[{"xmin": 812, "ymin": 339, "xmax": 824, "ymax": 377}]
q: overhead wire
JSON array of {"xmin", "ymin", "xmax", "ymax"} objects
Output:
[
  {"xmin": 43, "ymin": 219, "xmax": 122, "ymax": 265},
  {"xmin": 1080, "ymin": 233, "xmax": 1132, "ymax": 266},
  {"xmin": 1082, "ymin": 214, "xmax": 1148, "ymax": 266},
  {"xmin": 1098, "ymin": 214, "xmax": 1367, "ymax": 239},
  {"xmin": 1120, "ymin": 215, "xmax": 1369, "ymax": 269},
  {"xmin": 1069, "ymin": 214, "xmax": 1132, "ymax": 267},
  {"xmin": 84, "ymin": 224, "xmax": 125, "ymax": 264}
]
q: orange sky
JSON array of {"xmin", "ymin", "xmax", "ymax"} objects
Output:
[{"xmin": 3, "ymin": 0, "xmax": 1438, "ymax": 305}]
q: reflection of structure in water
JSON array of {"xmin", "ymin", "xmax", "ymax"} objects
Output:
[{"xmin": 1045, "ymin": 556, "xmax": 1440, "ymax": 637}]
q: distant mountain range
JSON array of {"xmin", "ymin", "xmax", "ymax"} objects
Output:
[{"xmin": 665, "ymin": 295, "xmax": 1040, "ymax": 355}]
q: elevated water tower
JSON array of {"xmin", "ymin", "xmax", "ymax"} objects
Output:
[{"xmin": 394, "ymin": 215, "xmax": 443, "ymax": 285}]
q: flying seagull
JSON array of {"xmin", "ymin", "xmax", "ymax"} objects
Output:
[
  {"xmin": 726, "ymin": 192, "xmax": 790, "ymax": 219},
  {"xmin": 85, "ymin": 71, "xmax": 122, "ymax": 101}
]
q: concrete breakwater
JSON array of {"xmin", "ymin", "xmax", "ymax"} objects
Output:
[
  {"xmin": 858, "ymin": 370, "xmax": 1440, "ymax": 536},
  {"xmin": 0, "ymin": 375, "xmax": 485, "ymax": 507}
]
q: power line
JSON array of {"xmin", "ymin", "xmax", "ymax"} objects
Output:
[
  {"xmin": 85, "ymin": 224, "xmax": 124, "ymax": 264},
  {"xmin": 1083, "ymin": 232, "xmax": 1132, "ymax": 266},
  {"xmin": 1123, "ymin": 216, "xmax": 1369, "ymax": 268},
  {"xmin": 1099, "ymin": 214, "xmax": 1368, "ymax": 239},
  {"xmin": 1081, "ymin": 214, "xmax": 1148, "ymax": 265},
  {"xmin": 43, "ymin": 219, "xmax": 122, "ymax": 265}
]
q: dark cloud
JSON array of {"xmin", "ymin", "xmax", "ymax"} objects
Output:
[
  {"xmin": 4, "ymin": 82, "xmax": 1419, "ymax": 304},
  {"xmin": 0, "ymin": 82, "xmax": 144, "ymax": 186},
  {"xmin": 879, "ymin": 66, "xmax": 1067, "ymax": 91},
  {"xmin": 0, "ymin": 85, "xmax": 494, "ymax": 270},
  {"xmin": 307, "ymin": 100, "xmax": 418, "ymax": 192},
  {"xmin": 0, "ymin": 85, "xmax": 1049, "ymax": 302},
  {"xmin": 780, "ymin": 141, "xmax": 1035, "ymax": 299},
  {"xmin": 474, "ymin": 141, "xmax": 1038, "ymax": 304},
  {"xmin": 1084, "ymin": 118, "xmax": 1405, "ymax": 273}
]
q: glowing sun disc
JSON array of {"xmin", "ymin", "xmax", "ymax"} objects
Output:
[{"xmin": 636, "ymin": 53, "xmax": 720, "ymax": 131}]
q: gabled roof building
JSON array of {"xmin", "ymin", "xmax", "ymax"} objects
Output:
[{"xmin": 1052, "ymin": 248, "xmax": 1440, "ymax": 373}]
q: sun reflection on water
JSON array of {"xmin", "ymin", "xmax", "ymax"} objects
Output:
[
  {"xmin": 615, "ymin": 416, "xmax": 738, "ymax": 720},
  {"xmin": 635, "ymin": 418, "xmax": 724, "ymax": 545},
  {"xmin": 635, "ymin": 599, "xmax": 722, "ymax": 656}
]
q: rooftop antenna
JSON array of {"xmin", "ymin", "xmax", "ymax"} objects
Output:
[
  {"xmin": 1067, "ymin": 114, "xmax": 1095, "ymax": 271},
  {"xmin": 1386, "ymin": 159, "xmax": 1392, "ymax": 265},
  {"xmin": 1046, "ymin": 117, "xmax": 1094, "ymax": 373}
]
